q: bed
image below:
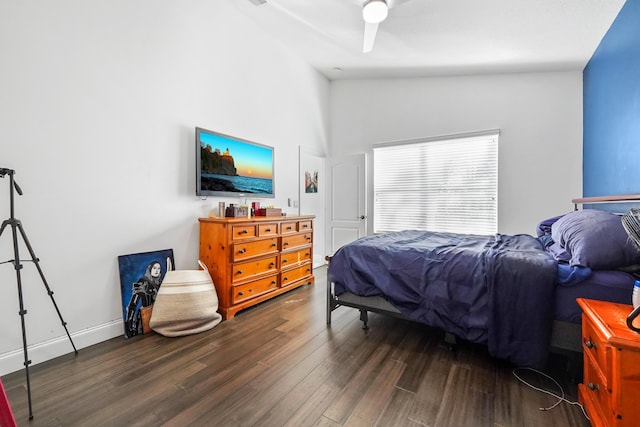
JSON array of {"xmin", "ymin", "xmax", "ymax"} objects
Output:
[{"xmin": 326, "ymin": 195, "xmax": 640, "ymax": 368}]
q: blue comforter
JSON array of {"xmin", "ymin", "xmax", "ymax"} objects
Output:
[{"xmin": 328, "ymin": 230, "xmax": 558, "ymax": 368}]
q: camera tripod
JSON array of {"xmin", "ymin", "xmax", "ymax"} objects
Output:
[{"xmin": 0, "ymin": 167, "xmax": 77, "ymax": 420}]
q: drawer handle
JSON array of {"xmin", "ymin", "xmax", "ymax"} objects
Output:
[
  {"xmin": 282, "ymin": 259, "xmax": 288, "ymax": 263},
  {"xmin": 240, "ymin": 230, "xmax": 248, "ymax": 235},
  {"xmin": 283, "ymin": 277, "xmax": 288, "ymax": 281},
  {"xmin": 287, "ymin": 226, "xmax": 293, "ymax": 230},
  {"xmin": 266, "ymin": 228, "xmax": 272, "ymax": 232},
  {"xmin": 587, "ymin": 382, "xmax": 599, "ymax": 391},
  {"xmin": 238, "ymin": 291, "xmax": 244, "ymax": 296},
  {"xmin": 271, "ymin": 243, "xmax": 277, "ymax": 247},
  {"xmin": 271, "ymin": 280, "xmax": 276, "ymax": 285},
  {"xmin": 237, "ymin": 269, "xmax": 243, "ymax": 275},
  {"xmin": 238, "ymin": 249, "xmax": 246, "ymax": 254},
  {"xmin": 283, "ymin": 242, "xmax": 289, "ymax": 246},
  {"xmin": 584, "ymin": 339, "xmax": 596, "ymax": 350},
  {"xmin": 269, "ymin": 262, "xmax": 275, "ymax": 268},
  {"xmin": 302, "ymin": 224, "xmax": 308, "ymax": 228},
  {"xmin": 306, "ymin": 237, "xmax": 311, "ymax": 241}
]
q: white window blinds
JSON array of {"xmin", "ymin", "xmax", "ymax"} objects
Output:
[{"xmin": 373, "ymin": 131, "xmax": 499, "ymax": 235}]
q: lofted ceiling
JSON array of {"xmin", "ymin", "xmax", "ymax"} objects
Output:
[{"xmin": 230, "ymin": 0, "xmax": 626, "ymax": 80}]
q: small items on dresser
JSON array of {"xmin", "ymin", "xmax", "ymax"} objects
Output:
[
  {"xmin": 225, "ymin": 204, "xmax": 249, "ymax": 218},
  {"xmin": 256, "ymin": 207, "xmax": 282, "ymax": 216}
]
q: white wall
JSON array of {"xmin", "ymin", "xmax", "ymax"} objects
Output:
[
  {"xmin": 0, "ymin": 0, "xmax": 329, "ymax": 375},
  {"xmin": 298, "ymin": 148, "xmax": 325, "ymax": 267},
  {"xmin": 329, "ymin": 71, "xmax": 583, "ymax": 235}
]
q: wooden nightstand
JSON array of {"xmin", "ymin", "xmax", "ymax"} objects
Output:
[{"xmin": 577, "ymin": 298, "xmax": 640, "ymax": 427}]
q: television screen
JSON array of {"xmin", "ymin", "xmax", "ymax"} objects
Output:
[{"xmin": 196, "ymin": 127, "xmax": 275, "ymax": 198}]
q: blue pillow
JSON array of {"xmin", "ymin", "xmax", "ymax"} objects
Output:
[{"xmin": 551, "ymin": 209, "xmax": 640, "ymax": 270}]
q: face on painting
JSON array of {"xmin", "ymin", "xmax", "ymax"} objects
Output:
[{"xmin": 150, "ymin": 262, "xmax": 161, "ymax": 278}]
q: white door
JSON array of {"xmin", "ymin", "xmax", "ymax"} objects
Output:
[{"xmin": 326, "ymin": 153, "xmax": 367, "ymax": 256}]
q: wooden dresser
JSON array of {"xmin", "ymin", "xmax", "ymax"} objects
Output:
[
  {"xmin": 199, "ymin": 214, "xmax": 314, "ymax": 319},
  {"xmin": 577, "ymin": 298, "xmax": 640, "ymax": 427}
]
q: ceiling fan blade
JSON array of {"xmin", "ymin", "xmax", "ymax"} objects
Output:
[
  {"xmin": 387, "ymin": 0, "xmax": 413, "ymax": 9},
  {"xmin": 363, "ymin": 21, "xmax": 379, "ymax": 53}
]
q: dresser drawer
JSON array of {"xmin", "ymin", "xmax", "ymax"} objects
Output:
[
  {"xmin": 282, "ymin": 232, "xmax": 312, "ymax": 251},
  {"xmin": 280, "ymin": 263, "xmax": 312, "ymax": 287},
  {"xmin": 280, "ymin": 247, "xmax": 312, "ymax": 269},
  {"xmin": 231, "ymin": 275, "xmax": 278, "ymax": 304},
  {"xmin": 258, "ymin": 223, "xmax": 279, "ymax": 237},
  {"xmin": 582, "ymin": 315, "xmax": 612, "ymax": 388},
  {"xmin": 232, "ymin": 255, "xmax": 278, "ymax": 283},
  {"xmin": 299, "ymin": 220, "xmax": 312, "ymax": 232},
  {"xmin": 232, "ymin": 224, "xmax": 257, "ymax": 240},
  {"xmin": 281, "ymin": 221, "xmax": 298, "ymax": 234},
  {"xmin": 232, "ymin": 238, "xmax": 278, "ymax": 262}
]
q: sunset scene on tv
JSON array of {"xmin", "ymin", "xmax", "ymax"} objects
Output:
[{"xmin": 199, "ymin": 129, "xmax": 273, "ymax": 195}]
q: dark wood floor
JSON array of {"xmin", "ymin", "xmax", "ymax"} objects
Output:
[{"xmin": 2, "ymin": 266, "xmax": 590, "ymax": 427}]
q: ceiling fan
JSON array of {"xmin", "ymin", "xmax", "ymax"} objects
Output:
[
  {"xmin": 247, "ymin": 0, "xmax": 413, "ymax": 54},
  {"xmin": 360, "ymin": 0, "xmax": 412, "ymax": 53}
]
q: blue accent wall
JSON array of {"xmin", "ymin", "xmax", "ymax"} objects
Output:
[{"xmin": 583, "ymin": 0, "xmax": 640, "ymax": 197}]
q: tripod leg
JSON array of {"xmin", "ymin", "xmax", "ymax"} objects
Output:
[
  {"xmin": 15, "ymin": 221, "xmax": 78, "ymax": 355},
  {"xmin": 5, "ymin": 220, "xmax": 34, "ymax": 420}
]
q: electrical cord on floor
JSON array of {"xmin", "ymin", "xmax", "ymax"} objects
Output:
[{"xmin": 512, "ymin": 367, "xmax": 589, "ymax": 421}]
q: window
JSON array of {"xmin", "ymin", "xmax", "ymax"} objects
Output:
[{"xmin": 373, "ymin": 130, "xmax": 499, "ymax": 235}]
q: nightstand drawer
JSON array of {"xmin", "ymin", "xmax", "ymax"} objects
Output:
[
  {"xmin": 582, "ymin": 315, "xmax": 612, "ymax": 387},
  {"xmin": 581, "ymin": 352, "xmax": 611, "ymax": 424}
]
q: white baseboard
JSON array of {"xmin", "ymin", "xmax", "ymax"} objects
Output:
[
  {"xmin": 313, "ymin": 255, "xmax": 327, "ymax": 268},
  {"xmin": 0, "ymin": 320, "xmax": 123, "ymax": 376}
]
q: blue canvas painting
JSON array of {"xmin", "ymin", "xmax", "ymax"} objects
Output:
[{"xmin": 118, "ymin": 249, "xmax": 174, "ymax": 338}]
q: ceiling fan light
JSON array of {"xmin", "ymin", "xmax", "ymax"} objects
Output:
[{"xmin": 363, "ymin": 0, "xmax": 388, "ymax": 24}]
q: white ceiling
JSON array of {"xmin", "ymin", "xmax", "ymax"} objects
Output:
[{"xmin": 230, "ymin": 0, "xmax": 626, "ymax": 80}]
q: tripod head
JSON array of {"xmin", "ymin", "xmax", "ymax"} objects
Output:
[
  {"xmin": 0, "ymin": 167, "xmax": 15, "ymax": 177},
  {"xmin": 0, "ymin": 167, "xmax": 24, "ymax": 196}
]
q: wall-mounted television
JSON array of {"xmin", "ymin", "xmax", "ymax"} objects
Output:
[{"xmin": 196, "ymin": 127, "xmax": 275, "ymax": 198}]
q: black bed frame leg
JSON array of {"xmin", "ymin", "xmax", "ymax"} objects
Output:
[
  {"xmin": 359, "ymin": 310, "xmax": 369, "ymax": 329},
  {"xmin": 444, "ymin": 332, "xmax": 457, "ymax": 351}
]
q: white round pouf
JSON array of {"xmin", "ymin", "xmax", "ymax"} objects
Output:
[{"xmin": 149, "ymin": 261, "xmax": 222, "ymax": 337}]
